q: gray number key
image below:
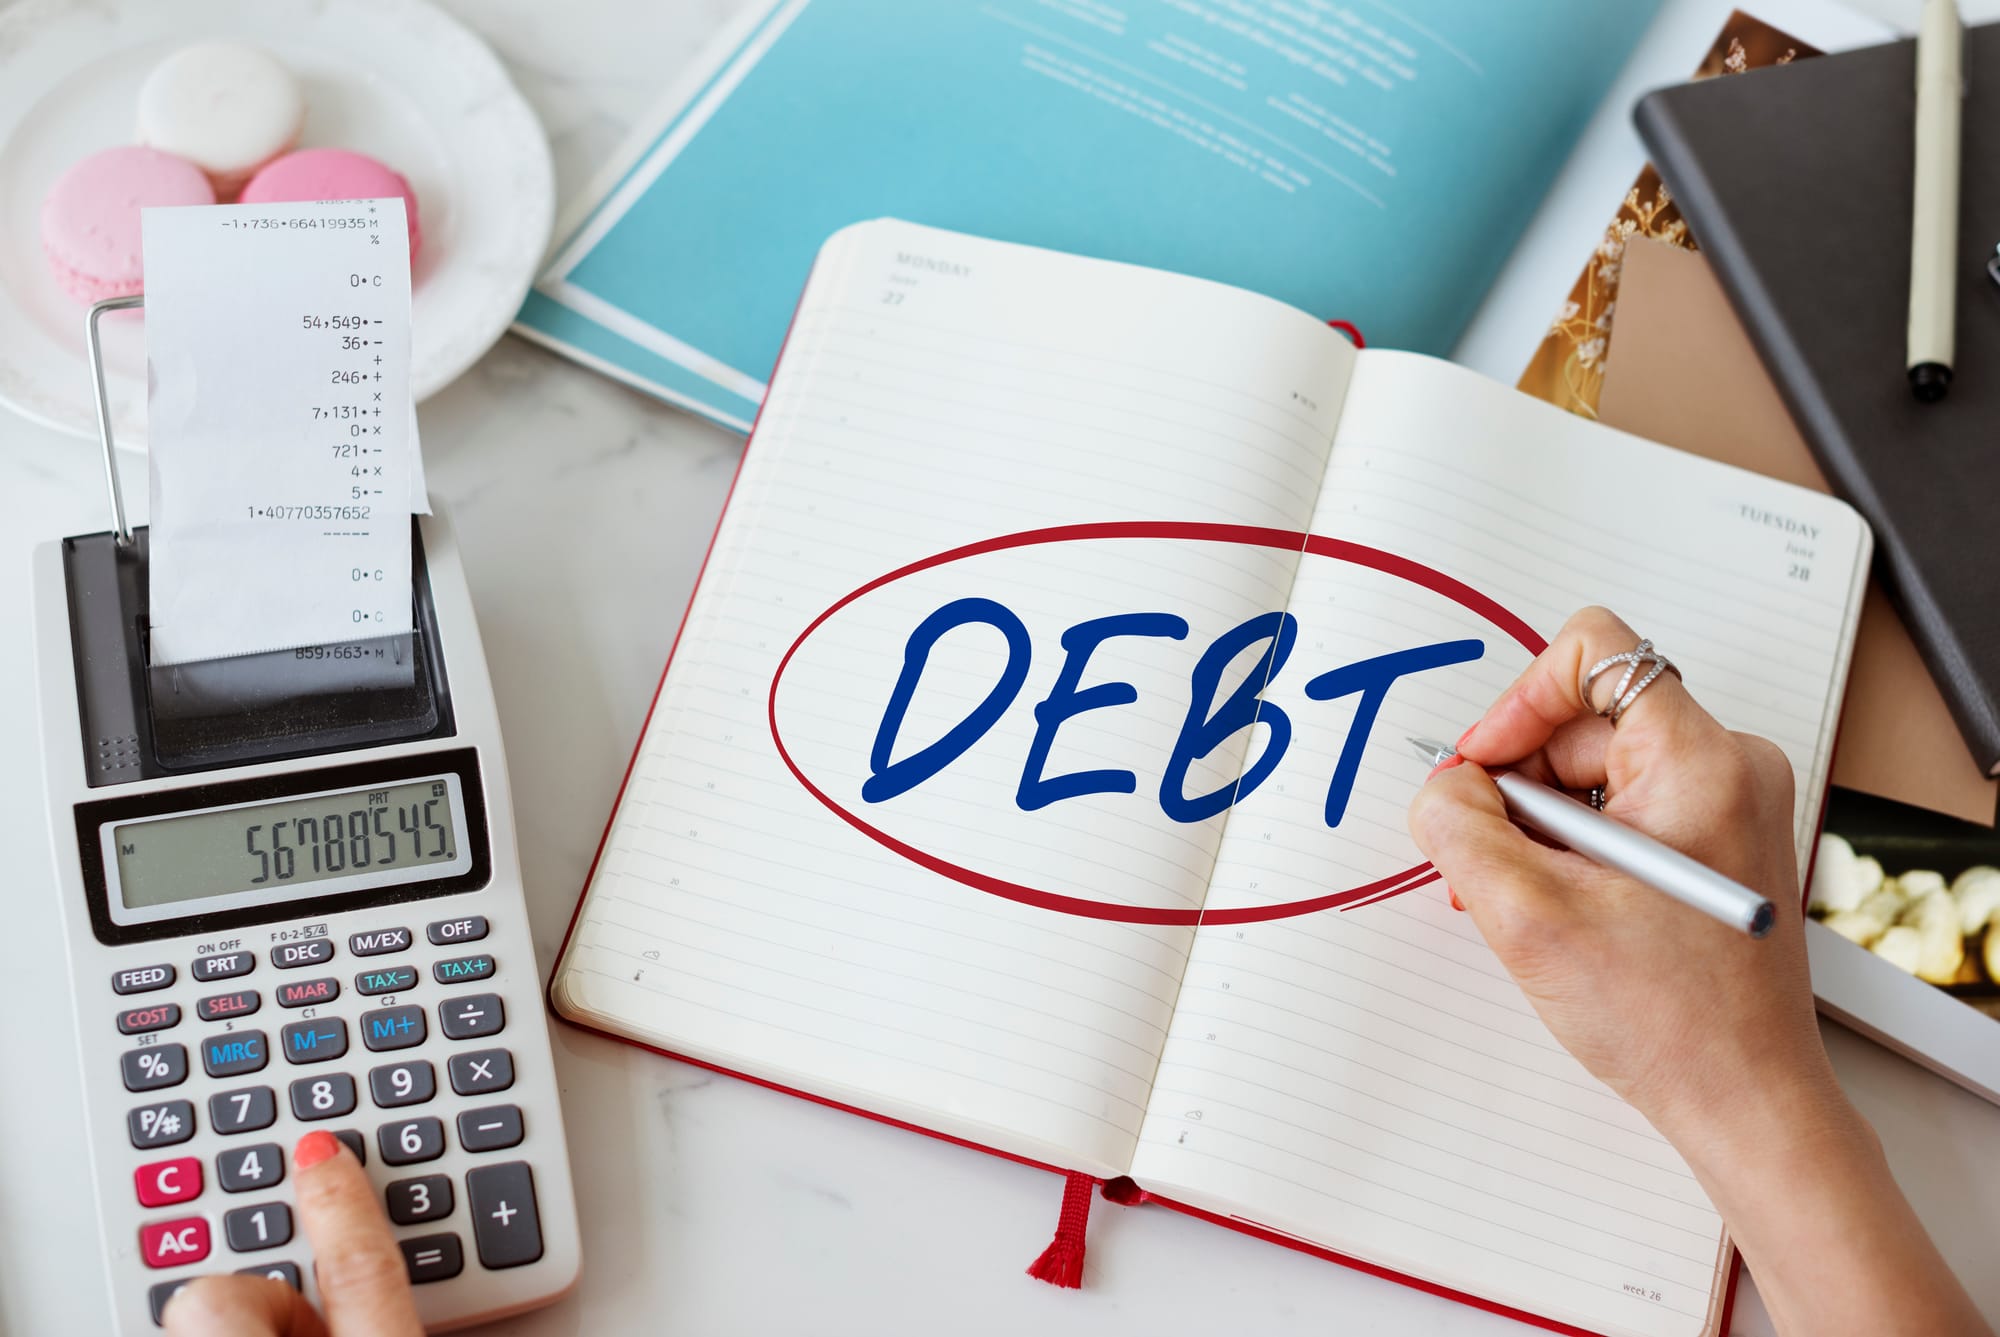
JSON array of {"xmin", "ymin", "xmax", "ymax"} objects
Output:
[
  {"xmin": 290, "ymin": 1073, "xmax": 357, "ymax": 1121},
  {"xmin": 385, "ymin": 1174, "xmax": 453, "ymax": 1225},
  {"xmin": 224, "ymin": 1201, "xmax": 293, "ymax": 1252},
  {"xmin": 208, "ymin": 1086, "xmax": 277, "ymax": 1135},
  {"xmin": 465, "ymin": 1161, "xmax": 543, "ymax": 1269},
  {"xmin": 236, "ymin": 1260, "xmax": 302, "ymax": 1289},
  {"xmin": 216, "ymin": 1142, "xmax": 285, "ymax": 1193},
  {"xmin": 379, "ymin": 1116, "xmax": 445, "ymax": 1166},
  {"xmin": 369, "ymin": 1059, "xmax": 435, "ymax": 1108}
]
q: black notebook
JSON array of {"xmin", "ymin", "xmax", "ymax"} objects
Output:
[{"xmin": 1635, "ymin": 25, "xmax": 2000, "ymax": 774}]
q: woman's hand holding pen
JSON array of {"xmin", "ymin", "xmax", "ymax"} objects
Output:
[{"xmin": 1409, "ymin": 605, "xmax": 1988, "ymax": 1337}]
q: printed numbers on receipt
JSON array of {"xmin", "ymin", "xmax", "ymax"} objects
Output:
[{"xmin": 142, "ymin": 198, "xmax": 419, "ymax": 666}]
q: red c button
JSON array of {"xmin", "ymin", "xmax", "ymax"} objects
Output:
[{"xmin": 135, "ymin": 1157, "xmax": 202, "ymax": 1208}]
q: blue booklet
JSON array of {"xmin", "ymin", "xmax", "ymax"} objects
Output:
[{"xmin": 514, "ymin": 0, "xmax": 1660, "ymax": 430}]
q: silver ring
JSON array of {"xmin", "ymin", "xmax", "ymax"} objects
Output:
[
  {"xmin": 1582, "ymin": 638, "xmax": 1681, "ymax": 725},
  {"xmin": 1588, "ymin": 785, "xmax": 1607, "ymax": 811}
]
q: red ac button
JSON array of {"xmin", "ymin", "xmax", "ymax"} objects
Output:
[
  {"xmin": 135, "ymin": 1157, "xmax": 202, "ymax": 1208},
  {"xmin": 139, "ymin": 1216, "xmax": 210, "ymax": 1268}
]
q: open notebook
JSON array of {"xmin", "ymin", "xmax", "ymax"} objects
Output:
[{"xmin": 549, "ymin": 220, "xmax": 1870, "ymax": 1337}]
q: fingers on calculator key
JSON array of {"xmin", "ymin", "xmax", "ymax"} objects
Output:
[
  {"xmin": 291, "ymin": 1130, "xmax": 424, "ymax": 1336},
  {"xmin": 159, "ymin": 1273, "xmax": 322, "ymax": 1336}
]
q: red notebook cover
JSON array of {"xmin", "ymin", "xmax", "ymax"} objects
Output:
[{"xmin": 542, "ymin": 281, "xmax": 1746, "ymax": 1337}]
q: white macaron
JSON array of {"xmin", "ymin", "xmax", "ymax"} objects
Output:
[{"xmin": 137, "ymin": 42, "xmax": 306, "ymax": 198}]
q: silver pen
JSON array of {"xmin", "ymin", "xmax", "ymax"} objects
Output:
[{"xmin": 1407, "ymin": 737, "xmax": 1775, "ymax": 938}]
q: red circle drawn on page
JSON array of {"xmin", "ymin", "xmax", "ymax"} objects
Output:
[{"xmin": 767, "ymin": 522, "xmax": 1547, "ymax": 925}]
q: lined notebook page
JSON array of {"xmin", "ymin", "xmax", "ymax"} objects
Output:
[
  {"xmin": 553, "ymin": 220, "xmax": 1356, "ymax": 1173},
  {"xmin": 1131, "ymin": 353, "xmax": 1869, "ymax": 1337}
]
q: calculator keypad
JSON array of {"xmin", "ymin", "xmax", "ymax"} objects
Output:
[{"xmin": 110, "ymin": 910, "xmax": 558, "ymax": 1324}]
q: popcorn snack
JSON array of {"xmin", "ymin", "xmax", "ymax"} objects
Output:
[{"xmin": 1810, "ymin": 833, "xmax": 2000, "ymax": 1018}]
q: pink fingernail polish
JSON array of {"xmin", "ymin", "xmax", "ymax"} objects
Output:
[
  {"xmin": 1456, "ymin": 723, "xmax": 1479, "ymax": 750},
  {"xmin": 1427, "ymin": 755, "xmax": 1465, "ymax": 779},
  {"xmin": 1448, "ymin": 887, "xmax": 1464, "ymax": 912}
]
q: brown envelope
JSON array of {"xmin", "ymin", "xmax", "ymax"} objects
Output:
[{"xmin": 1598, "ymin": 237, "xmax": 1997, "ymax": 826}]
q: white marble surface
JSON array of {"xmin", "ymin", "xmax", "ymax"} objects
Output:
[{"xmin": 2, "ymin": 1, "xmax": 1998, "ymax": 1334}]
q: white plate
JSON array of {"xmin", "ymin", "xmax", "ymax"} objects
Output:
[{"xmin": 0, "ymin": 0, "xmax": 552, "ymax": 449}]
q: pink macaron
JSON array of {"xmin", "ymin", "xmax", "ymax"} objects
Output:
[
  {"xmin": 240, "ymin": 148, "xmax": 421, "ymax": 260},
  {"xmin": 40, "ymin": 145, "xmax": 216, "ymax": 305}
]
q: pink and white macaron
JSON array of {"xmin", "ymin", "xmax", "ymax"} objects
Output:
[
  {"xmin": 240, "ymin": 148, "xmax": 422, "ymax": 260},
  {"xmin": 39, "ymin": 145, "xmax": 216, "ymax": 305}
]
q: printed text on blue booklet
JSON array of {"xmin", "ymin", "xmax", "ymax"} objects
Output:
[{"xmin": 516, "ymin": 0, "xmax": 1660, "ymax": 429}]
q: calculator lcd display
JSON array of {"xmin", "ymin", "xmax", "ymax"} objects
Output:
[{"xmin": 110, "ymin": 776, "xmax": 467, "ymax": 911}]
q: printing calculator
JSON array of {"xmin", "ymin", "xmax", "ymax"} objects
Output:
[{"xmin": 29, "ymin": 314, "xmax": 580, "ymax": 1331}]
